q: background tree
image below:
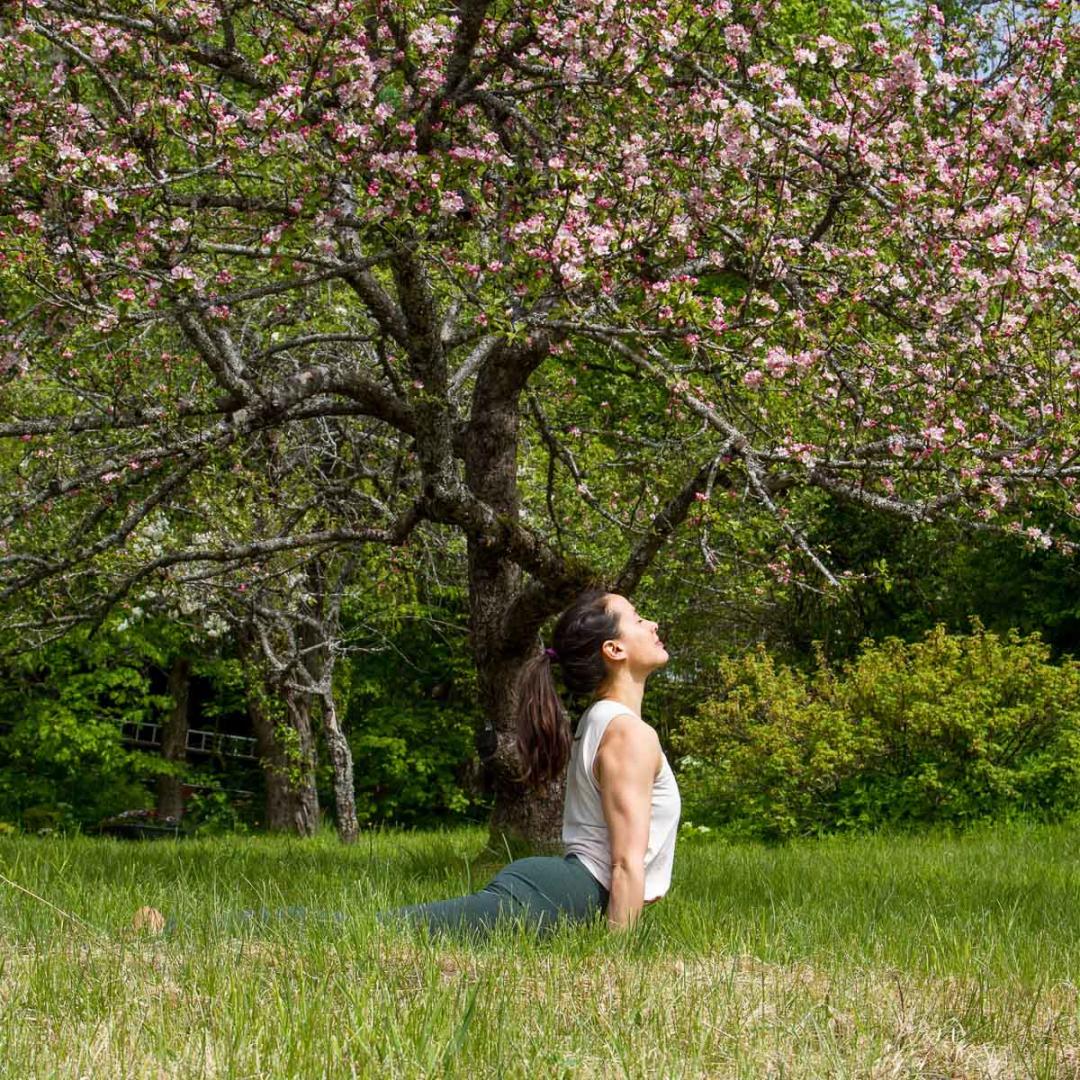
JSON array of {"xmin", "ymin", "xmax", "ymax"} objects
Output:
[
  {"xmin": 2, "ymin": 0, "xmax": 1078, "ymax": 843},
  {"xmin": 230, "ymin": 552, "xmax": 359, "ymax": 841},
  {"xmin": 146, "ymin": 419, "xmax": 368, "ymax": 840}
]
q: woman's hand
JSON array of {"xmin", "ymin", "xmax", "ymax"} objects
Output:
[{"xmin": 595, "ymin": 714, "xmax": 661, "ymax": 930}]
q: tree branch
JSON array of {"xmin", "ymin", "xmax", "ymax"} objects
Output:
[
  {"xmin": 415, "ymin": 0, "xmax": 493, "ymax": 153},
  {"xmin": 614, "ymin": 456, "xmax": 731, "ymax": 596}
]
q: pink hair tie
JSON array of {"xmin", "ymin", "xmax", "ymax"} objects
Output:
[{"xmin": 544, "ymin": 647, "xmax": 559, "ymax": 661}]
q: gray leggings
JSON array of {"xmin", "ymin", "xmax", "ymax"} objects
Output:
[
  {"xmin": 389, "ymin": 853, "xmax": 609, "ymax": 936},
  {"xmin": 201, "ymin": 853, "xmax": 608, "ymax": 939}
]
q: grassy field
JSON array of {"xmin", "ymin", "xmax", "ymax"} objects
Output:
[{"xmin": 3, "ymin": 823, "xmax": 1080, "ymax": 1078}]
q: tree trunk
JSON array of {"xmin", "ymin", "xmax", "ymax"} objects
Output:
[
  {"xmin": 156, "ymin": 656, "xmax": 191, "ymax": 820},
  {"xmin": 488, "ymin": 776, "xmax": 566, "ymax": 855},
  {"xmin": 464, "ymin": 343, "xmax": 566, "ymax": 850},
  {"xmin": 485, "ymin": 663, "xmax": 566, "ymax": 853},
  {"xmin": 320, "ymin": 687, "xmax": 359, "ymax": 844},
  {"xmin": 248, "ymin": 681, "xmax": 320, "ymax": 836},
  {"xmin": 468, "ymin": 561, "xmax": 563, "ymax": 851},
  {"xmin": 299, "ymin": 568, "xmax": 360, "ymax": 845},
  {"xmin": 307, "ymin": 633, "xmax": 358, "ymax": 844}
]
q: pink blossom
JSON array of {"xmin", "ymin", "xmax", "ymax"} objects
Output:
[
  {"xmin": 765, "ymin": 347, "xmax": 792, "ymax": 378},
  {"xmin": 439, "ymin": 191, "xmax": 465, "ymax": 215},
  {"xmin": 725, "ymin": 25, "xmax": 751, "ymax": 52},
  {"xmin": 1025, "ymin": 526, "xmax": 1052, "ymax": 549}
]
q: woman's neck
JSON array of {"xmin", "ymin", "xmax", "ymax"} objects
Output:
[{"xmin": 595, "ymin": 671, "xmax": 647, "ymax": 718}]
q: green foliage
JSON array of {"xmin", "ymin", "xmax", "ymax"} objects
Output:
[
  {"xmin": 787, "ymin": 504, "xmax": 1080, "ymax": 663},
  {"xmin": 340, "ymin": 580, "xmax": 482, "ymax": 826},
  {"xmin": 676, "ymin": 625, "xmax": 1080, "ymax": 840},
  {"xmin": 193, "ymin": 655, "xmax": 249, "ymax": 726},
  {"xmin": 0, "ymin": 626, "xmax": 172, "ymax": 829},
  {"xmin": 344, "ymin": 663, "xmax": 479, "ymax": 826},
  {"xmin": 184, "ymin": 783, "xmax": 253, "ymax": 836}
]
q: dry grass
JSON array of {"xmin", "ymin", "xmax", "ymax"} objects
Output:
[{"xmin": 2, "ymin": 934, "xmax": 1077, "ymax": 1077}]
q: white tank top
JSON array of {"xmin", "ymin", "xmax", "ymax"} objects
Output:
[{"xmin": 562, "ymin": 699, "xmax": 681, "ymax": 902}]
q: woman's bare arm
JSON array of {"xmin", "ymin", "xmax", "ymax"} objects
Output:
[{"xmin": 595, "ymin": 716, "xmax": 661, "ymax": 930}]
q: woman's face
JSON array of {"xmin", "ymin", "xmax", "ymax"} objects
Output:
[{"xmin": 602, "ymin": 594, "xmax": 669, "ymax": 675}]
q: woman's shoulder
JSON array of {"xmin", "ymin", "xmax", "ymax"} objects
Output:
[
  {"xmin": 582, "ymin": 698, "xmax": 641, "ymax": 724},
  {"xmin": 601, "ymin": 711, "xmax": 660, "ymax": 750},
  {"xmin": 576, "ymin": 698, "xmax": 636, "ymax": 742},
  {"xmin": 587, "ymin": 701, "xmax": 658, "ymax": 751},
  {"xmin": 594, "ymin": 711, "xmax": 662, "ymax": 781}
]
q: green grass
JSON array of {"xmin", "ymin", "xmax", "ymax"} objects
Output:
[{"xmin": 2, "ymin": 822, "xmax": 1080, "ymax": 1077}]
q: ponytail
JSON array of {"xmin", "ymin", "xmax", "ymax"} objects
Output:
[
  {"xmin": 515, "ymin": 651, "xmax": 568, "ymax": 787},
  {"xmin": 515, "ymin": 590, "xmax": 621, "ymax": 787}
]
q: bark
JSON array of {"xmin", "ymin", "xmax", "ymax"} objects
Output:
[
  {"xmin": 488, "ymin": 769, "xmax": 565, "ymax": 854},
  {"xmin": 296, "ymin": 558, "xmax": 360, "ymax": 844},
  {"xmin": 320, "ymin": 687, "xmax": 359, "ymax": 844},
  {"xmin": 464, "ymin": 342, "xmax": 567, "ymax": 850},
  {"xmin": 302, "ymin": 613, "xmax": 359, "ymax": 845},
  {"xmin": 470, "ymin": 537, "xmax": 570, "ymax": 849},
  {"xmin": 248, "ymin": 678, "xmax": 320, "ymax": 836},
  {"xmin": 155, "ymin": 656, "xmax": 191, "ymax": 820}
]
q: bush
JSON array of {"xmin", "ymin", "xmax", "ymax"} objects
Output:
[
  {"xmin": 675, "ymin": 624, "xmax": 1080, "ymax": 840},
  {"xmin": 183, "ymin": 785, "xmax": 254, "ymax": 836},
  {"xmin": 340, "ymin": 595, "xmax": 483, "ymax": 826},
  {"xmin": 0, "ymin": 629, "xmax": 166, "ymax": 828}
]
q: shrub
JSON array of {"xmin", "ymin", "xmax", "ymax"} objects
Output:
[
  {"xmin": 341, "ymin": 616, "xmax": 482, "ymax": 826},
  {"xmin": 675, "ymin": 624, "xmax": 1080, "ymax": 839},
  {"xmin": 183, "ymin": 785, "xmax": 254, "ymax": 836},
  {"xmin": 0, "ymin": 630, "xmax": 166, "ymax": 828}
]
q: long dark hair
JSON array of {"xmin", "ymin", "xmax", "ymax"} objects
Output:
[{"xmin": 515, "ymin": 589, "xmax": 621, "ymax": 787}]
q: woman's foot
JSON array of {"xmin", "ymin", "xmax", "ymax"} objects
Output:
[{"xmin": 132, "ymin": 905, "xmax": 166, "ymax": 934}]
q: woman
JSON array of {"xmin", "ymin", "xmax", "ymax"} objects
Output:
[
  {"xmin": 133, "ymin": 590, "xmax": 679, "ymax": 937},
  {"xmin": 389, "ymin": 589, "xmax": 680, "ymax": 935}
]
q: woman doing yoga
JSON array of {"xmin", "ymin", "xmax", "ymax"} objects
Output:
[
  {"xmin": 392, "ymin": 588, "xmax": 681, "ymax": 934},
  {"xmin": 133, "ymin": 590, "xmax": 679, "ymax": 937}
]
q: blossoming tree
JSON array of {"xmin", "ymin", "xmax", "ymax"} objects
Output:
[{"xmin": 1, "ymin": 0, "xmax": 1078, "ymax": 842}]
